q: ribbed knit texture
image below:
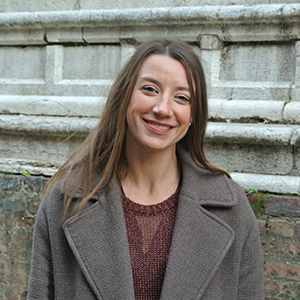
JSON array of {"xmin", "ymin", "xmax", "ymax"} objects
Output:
[{"xmin": 122, "ymin": 187, "xmax": 180, "ymax": 300}]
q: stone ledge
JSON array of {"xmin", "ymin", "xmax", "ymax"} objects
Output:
[
  {"xmin": 208, "ymin": 99, "xmax": 286, "ymax": 122},
  {"xmin": 1, "ymin": 4, "xmax": 299, "ymax": 29},
  {"xmin": 0, "ymin": 4, "xmax": 299, "ymax": 44},
  {"xmin": 0, "ymin": 115, "xmax": 97, "ymax": 136},
  {"xmin": 0, "ymin": 95, "xmax": 105, "ymax": 117},
  {"xmin": 232, "ymin": 172, "xmax": 300, "ymax": 195},
  {"xmin": 206, "ymin": 122, "xmax": 300, "ymax": 146},
  {"xmin": 0, "ymin": 159, "xmax": 58, "ymax": 176},
  {"xmin": 1, "ymin": 115, "xmax": 300, "ymax": 145}
]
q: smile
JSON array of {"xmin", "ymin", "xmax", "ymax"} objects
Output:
[{"xmin": 144, "ymin": 119, "xmax": 173, "ymax": 131}]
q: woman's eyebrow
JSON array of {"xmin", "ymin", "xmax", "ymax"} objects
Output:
[
  {"xmin": 139, "ymin": 76, "xmax": 190, "ymax": 92},
  {"xmin": 139, "ymin": 76, "xmax": 160, "ymax": 85}
]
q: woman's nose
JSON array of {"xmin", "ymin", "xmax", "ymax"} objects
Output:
[{"xmin": 152, "ymin": 94, "xmax": 172, "ymax": 117}]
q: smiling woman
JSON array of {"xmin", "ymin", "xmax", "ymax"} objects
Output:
[{"xmin": 28, "ymin": 38, "xmax": 264, "ymax": 300}]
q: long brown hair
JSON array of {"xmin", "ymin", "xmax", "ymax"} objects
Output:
[{"xmin": 44, "ymin": 38, "xmax": 229, "ymax": 224}]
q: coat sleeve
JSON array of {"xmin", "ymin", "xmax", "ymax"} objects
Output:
[
  {"xmin": 237, "ymin": 220, "xmax": 265, "ymax": 299},
  {"xmin": 27, "ymin": 204, "xmax": 55, "ymax": 299}
]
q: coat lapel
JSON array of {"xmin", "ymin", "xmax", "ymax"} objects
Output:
[
  {"xmin": 160, "ymin": 194, "xmax": 235, "ymax": 300},
  {"xmin": 160, "ymin": 147, "xmax": 237, "ymax": 299},
  {"xmin": 64, "ymin": 182, "xmax": 135, "ymax": 300}
]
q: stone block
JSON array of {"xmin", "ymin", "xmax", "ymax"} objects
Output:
[
  {"xmin": 220, "ymin": 44, "xmax": 295, "ymax": 82},
  {"xmin": 0, "ymin": 176, "xmax": 23, "ymax": 192},
  {"xmin": 0, "ymin": 133, "xmax": 83, "ymax": 169},
  {"xmin": 294, "ymin": 147, "xmax": 300, "ymax": 176},
  {"xmin": 208, "ymin": 99, "xmax": 285, "ymax": 121},
  {"xmin": 62, "ymin": 45, "xmax": 121, "ymax": 80},
  {"xmin": 264, "ymin": 261, "xmax": 300, "ymax": 281},
  {"xmin": 0, "ymin": 46, "xmax": 46, "ymax": 80},
  {"xmin": 206, "ymin": 143, "xmax": 293, "ymax": 175},
  {"xmin": 24, "ymin": 176, "xmax": 47, "ymax": 193},
  {"xmin": 200, "ymin": 35, "xmax": 223, "ymax": 50},
  {"xmin": 264, "ymin": 279, "xmax": 279, "ymax": 294},
  {"xmin": 27, "ymin": 193, "xmax": 43, "ymax": 215},
  {"xmin": 275, "ymin": 240, "xmax": 300, "ymax": 258},
  {"xmin": 284, "ymin": 102, "xmax": 300, "ymax": 123},
  {"xmin": 211, "ymin": 81, "xmax": 291, "ymax": 101},
  {"xmin": 257, "ymin": 218, "xmax": 267, "ymax": 234},
  {"xmin": 46, "ymin": 28, "xmax": 84, "ymax": 43},
  {"xmin": 267, "ymin": 218, "xmax": 294, "ymax": 238},
  {"xmin": 291, "ymin": 87, "xmax": 300, "ymax": 102},
  {"xmin": 0, "ymin": 29, "xmax": 45, "ymax": 45},
  {"xmin": 264, "ymin": 195, "xmax": 300, "ymax": 217},
  {"xmin": 45, "ymin": 45, "xmax": 64, "ymax": 86},
  {"xmin": 201, "ymin": 49, "xmax": 221, "ymax": 92}
]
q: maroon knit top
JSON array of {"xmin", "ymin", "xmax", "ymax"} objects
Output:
[{"xmin": 122, "ymin": 187, "xmax": 180, "ymax": 300}]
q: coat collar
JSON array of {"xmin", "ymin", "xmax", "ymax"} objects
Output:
[
  {"xmin": 65, "ymin": 147, "xmax": 237, "ymax": 299},
  {"xmin": 177, "ymin": 145, "xmax": 237, "ymax": 208}
]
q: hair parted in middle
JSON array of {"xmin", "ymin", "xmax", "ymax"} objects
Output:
[{"xmin": 44, "ymin": 38, "xmax": 229, "ymax": 223}]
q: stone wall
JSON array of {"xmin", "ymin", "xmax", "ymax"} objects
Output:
[
  {"xmin": 0, "ymin": 3, "xmax": 300, "ymax": 194},
  {"xmin": 1, "ymin": 174, "xmax": 300, "ymax": 299}
]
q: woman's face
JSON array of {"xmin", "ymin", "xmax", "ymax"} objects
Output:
[{"xmin": 125, "ymin": 54, "xmax": 192, "ymax": 154}]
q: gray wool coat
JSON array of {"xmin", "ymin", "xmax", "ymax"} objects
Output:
[{"xmin": 28, "ymin": 147, "xmax": 265, "ymax": 300}]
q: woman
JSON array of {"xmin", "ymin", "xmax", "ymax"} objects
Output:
[{"xmin": 28, "ymin": 38, "xmax": 264, "ymax": 299}]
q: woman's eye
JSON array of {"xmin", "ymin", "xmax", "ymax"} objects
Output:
[
  {"xmin": 142, "ymin": 86, "xmax": 158, "ymax": 94},
  {"xmin": 175, "ymin": 95, "xmax": 190, "ymax": 103}
]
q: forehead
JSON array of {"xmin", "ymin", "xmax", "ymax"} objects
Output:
[{"xmin": 137, "ymin": 54, "xmax": 189, "ymax": 84}]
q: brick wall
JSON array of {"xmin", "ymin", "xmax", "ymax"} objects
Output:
[
  {"xmin": 0, "ymin": 174, "xmax": 299, "ymax": 299},
  {"xmin": 0, "ymin": 175, "xmax": 47, "ymax": 300},
  {"xmin": 248, "ymin": 193, "xmax": 300, "ymax": 299}
]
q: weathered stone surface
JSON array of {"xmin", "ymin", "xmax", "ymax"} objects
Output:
[
  {"xmin": 264, "ymin": 195, "xmax": 300, "ymax": 217},
  {"xmin": 0, "ymin": 95, "xmax": 105, "ymax": 117},
  {"xmin": 205, "ymin": 123, "xmax": 296, "ymax": 146},
  {"xmin": 206, "ymin": 143, "xmax": 293, "ymax": 175},
  {"xmin": 220, "ymin": 44, "xmax": 295, "ymax": 82},
  {"xmin": 0, "ymin": 46, "xmax": 46, "ymax": 80},
  {"xmin": 208, "ymin": 99, "xmax": 285, "ymax": 121},
  {"xmin": 0, "ymin": 115, "xmax": 97, "ymax": 135},
  {"xmin": 0, "ymin": 5, "xmax": 299, "ymax": 42},
  {"xmin": 1, "ymin": 0, "xmax": 300, "ymax": 13},
  {"xmin": 231, "ymin": 173, "xmax": 300, "ymax": 195},
  {"xmin": 285, "ymin": 102, "xmax": 300, "ymax": 123}
]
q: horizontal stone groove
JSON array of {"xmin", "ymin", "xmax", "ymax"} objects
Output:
[
  {"xmin": 1, "ymin": 114, "xmax": 300, "ymax": 146},
  {"xmin": 0, "ymin": 4, "xmax": 299, "ymax": 30}
]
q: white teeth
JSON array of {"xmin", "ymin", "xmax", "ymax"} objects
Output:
[{"xmin": 151, "ymin": 123, "xmax": 170, "ymax": 130}]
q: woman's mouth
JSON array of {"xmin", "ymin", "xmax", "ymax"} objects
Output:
[{"xmin": 144, "ymin": 119, "xmax": 172, "ymax": 131}]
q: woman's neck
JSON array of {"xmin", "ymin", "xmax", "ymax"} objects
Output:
[{"xmin": 120, "ymin": 147, "xmax": 180, "ymax": 205}]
